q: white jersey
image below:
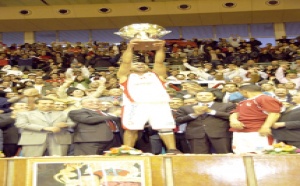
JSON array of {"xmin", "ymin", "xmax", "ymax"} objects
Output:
[{"xmin": 121, "ymin": 72, "xmax": 170, "ymax": 105}]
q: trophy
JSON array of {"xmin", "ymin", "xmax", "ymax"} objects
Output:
[{"xmin": 114, "ymin": 23, "xmax": 171, "ymax": 51}]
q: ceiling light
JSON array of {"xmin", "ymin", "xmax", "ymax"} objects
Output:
[
  {"xmin": 223, "ymin": 2, "xmax": 237, "ymax": 8},
  {"xmin": 266, "ymin": 0, "xmax": 280, "ymax": 6},
  {"xmin": 99, "ymin": 8, "xmax": 111, "ymax": 13},
  {"xmin": 138, "ymin": 6, "xmax": 150, "ymax": 12},
  {"xmin": 19, "ymin": 10, "xmax": 31, "ymax": 15},
  {"xmin": 178, "ymin": 4, "xmax": 191, "ymax": 10},
  {"xmin": 58, "ymin": 9, "xmax": 70, "ymax": 14}
]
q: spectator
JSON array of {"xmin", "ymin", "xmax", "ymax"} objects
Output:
[
  {"xmin": 258, "ymin": 49, "xmax": 273, "ymax": 62},
  {"xmin": 275, "ymin": 64, "xmax": 300, "ymax": 89},
  {"xmin": 68, "ymin": 97, "xmax": 120, "ymax": 155},
  {"xmin": 272, "ymin": 92, "xmax": 300, "ymax": 148},
  {"xmin": 1, "ymin": 102, "xmax": 28, "ymax": 157},
  {"xmin": 15, "ymin": 98, "xmax": 75, "ymax": 157},
  {"xmin": 176, "ymin": 91, "xmax": 235, "ymax": 154},
  {"xmin": 273, "ymin": 88, "xmax": 293, "ymax": 108},
  {"xmin": 17, "ymin": 54, "xmax": 33, "ymax": 72}
]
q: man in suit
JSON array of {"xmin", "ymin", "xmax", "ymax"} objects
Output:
[
  {"xmin": 213, "ymin": 83, "xmax": 244, "ymax": 104},
  {"xmin": 99, "ymin": 88, "xmax": 123, "ymax": 107},
  {"xmin": 99, "ymin": 101, "xmax": 123, "ymax": 148},
  {"xmin": 68, "ymin": 97, "xmax": 120, "ymax": 155},
  {"xmin": 0, "ymin": 113, "xmax": 18, "ymax": 157},
  {"xmin": 0, "ymin": 102, "xmax": 28, "ymax": 157},
  {"xmin": 176, "ymin": 91, "xmax": 236, "ymax": 154},
  {"xmin": 15, "ymin": 98, "xmax": 75, "ymax": 157},
  {"xmin": 149, "ymin": 97, "xmax": 191, "ymax": 154},
  {"xmin": 272, "ymin": 92, "xmax": 300, "ymax": 148}
]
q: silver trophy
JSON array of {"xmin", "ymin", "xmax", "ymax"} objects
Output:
[{"xmin": 114, "ymin": 23, "xmax": 171, "ymax": 50}]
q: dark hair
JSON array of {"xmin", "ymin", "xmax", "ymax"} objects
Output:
[
  {"xmin": 0, "ymin": 90, "xmax": 7, "ymax": 97},
  {"xmin": 196, "ymin": 90, "xmax": 216, "ymax": 97},
  {"xmin": 23, "ymin": 80, "xmax": 35, "ymax": 86},
  {"xmin": 34, "ymin": 98, "xmax": 54, "ymax": 104},
  {"xmin": 239, "ymin": 84, "xmax": 261, "ymax": 92},
  {"xmin": 187, "ymin": 73, "xmax": 197, "ymax": 76}
]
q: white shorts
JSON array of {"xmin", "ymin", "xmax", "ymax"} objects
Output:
[
  {"xmin": 232, "ymin": 132, "xmax": 270, "ymax": 155},
  {"xmin": 122, "ymin": 103, "xmax": 175, "ymax": 130}
]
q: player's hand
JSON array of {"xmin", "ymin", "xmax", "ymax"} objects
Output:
[
  {"xmin": 153, "ymin": 40, "xmax": 165, "ymax": 49},
  {"xmin": 258, "ymin": 126, "xmax": 271, "ymax": 136},
  {"xmin": 230, "ymin": 120, "xmax": 244, "ymax": 130},
  {"xmin": 128, "ymin": 40, "xmax": 139, "ymax": 49},
  {"xmin": 271, "ymin": 122, "xmax": 285, "ymax": 129}
]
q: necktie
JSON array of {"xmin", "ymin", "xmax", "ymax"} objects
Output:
[
  {"xmin": 42, "ymin": 112, "xmax": 52, "ymax": 125},
  {"xmin": 223, "ymin": 93, "xmax": 231, "ymax": 103},
  {"xmin": 200, "ymin": 104, "xmax": 209, "ymax": 119},
  {"xmin": 97, "ymin": 110, "xmax": 117, "ymax": 132}
]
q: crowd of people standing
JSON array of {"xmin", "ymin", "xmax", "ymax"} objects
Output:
[{"xmin": 1, "ymin": 34, "xmax": 300, "ymax": 157}]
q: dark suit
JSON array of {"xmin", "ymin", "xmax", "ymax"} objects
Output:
[
  {"xmin": 272, "ymin": 107, "xmax": 300, "ymax": 148},
  {"xmin": 176, "ymin": 102, "xmax": 235, "ymax": 154},
  {"xmin": 68, "ymin": 108, "xmax": 120, "ymax": 155},
  {"xmin": 0, "ymin": 113, "xmax": 19, "ymax": 157}
]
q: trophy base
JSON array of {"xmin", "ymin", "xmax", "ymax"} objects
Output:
[{"xmin": 132, "ymin": 40, "xmax": 160, "ymax": 51}]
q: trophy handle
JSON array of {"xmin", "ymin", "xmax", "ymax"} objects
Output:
[{"xmin": 131, "ymin": 40, "xmax": 161, "ymax": 51}]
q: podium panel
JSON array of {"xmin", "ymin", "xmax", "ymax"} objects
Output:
[
  {"xmin": 171, "ymin": 155, "xmax": 247, "ymax": 186},
  {"xmin": 0, "ymin": 159, "xmax": 7, "ymax": 186},
  {"xmin": 1, "ymin": 155, "xmax": 300, "ymax": 186},
  {"xmin": 11, "ymin": 156, "xmax": 154, "ymax": 186},
  {"xmin": 253, "ymin": 155, "xmax": 300, "ymax": 186}
]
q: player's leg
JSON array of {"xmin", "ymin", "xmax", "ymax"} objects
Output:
[{"xmin": 123, "ymin": 130, "xmax": 139, "ymax": 147}]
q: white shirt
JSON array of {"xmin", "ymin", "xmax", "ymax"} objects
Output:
[{"xmin": 223, "ymin": 92, "xmax": 231, "ymax": 103}]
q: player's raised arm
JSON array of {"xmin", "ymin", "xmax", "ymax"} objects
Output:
[
  {"xmin": 117, "ymin": 41, "xmax": 136, "ymax": 82},
  {"xmin": 152, "ymin": 40, "xmax": 167, "ymax": 79}
]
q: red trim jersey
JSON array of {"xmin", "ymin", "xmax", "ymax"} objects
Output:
[
  {"xmin": 120, "ymin": 72, "xmax": 170, "ymax": 104},
  {"xmin": 230, "ymin": 94, "xmax": 282, "ymax": 132}
]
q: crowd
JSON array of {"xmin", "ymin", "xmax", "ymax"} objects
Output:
[{"xmin": 1, "ymin": 34, "xmax": 300, "ymax": 157}]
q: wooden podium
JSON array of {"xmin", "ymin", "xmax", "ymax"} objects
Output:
[{"xmin": 1, "ymin": 155, "xmax": 300, "ymax": 186}]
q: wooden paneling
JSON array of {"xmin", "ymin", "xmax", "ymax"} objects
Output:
[
  {"xmin": 252, "ymin": 155, "xmax": 300, "ymax": 186},
  {"xmin": 171, "ymin": 155, "xmax": 247, "ymax": 186},
  {"xmin": 2, "ymin": 155, "xmax": 300, "ymax": 186},
  {"xmin": 0, "ymin": 159, "xmax": 7, "ymax": 186}
]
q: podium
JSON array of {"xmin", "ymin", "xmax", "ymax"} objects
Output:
[{"xmin": 1, "ymin": 155, "xmax": 300, "ymax": 186}]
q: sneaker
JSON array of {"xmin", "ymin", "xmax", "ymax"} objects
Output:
[{"xmin": 166, "ymin": 149, "xmax": 183, "ymax": 155}]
